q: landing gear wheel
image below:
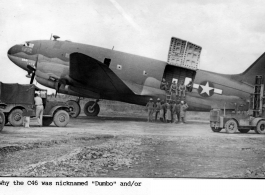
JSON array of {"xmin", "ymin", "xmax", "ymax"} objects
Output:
[
  {"xmin": 238, "ymin": 129, "xmax": 250, "ymax": 133},
  {"xmin": 43, "ymin": 117, "xmax": 53, "ymax": 126},
  {"xmin": 0, "ymin": 111, "xmax": 5, "ymax": 132},
  {"xmin": 225, "ymin": 119, "xmax": 238, "ymax": 134},
  {"xmin": 211, "ymin": 127, "xmax": 222, "ymax": 132},
  {"xmin": 53, "ymin": 110, "xmax": 70, "ymax": 127},
  {"xmin": 255, "ymin": 120, "xmax": 265, "ymax": 134},
  {"xmin": 84, "ymin": 101, "xmax": 100, "ymax": 116},
  {"xmin": 8, "ymin": 109, "xmax": 23, "ymax": 127},
  {"xmin": 66, "ymin": 100, "xmax": 81, "ymax": 118}
]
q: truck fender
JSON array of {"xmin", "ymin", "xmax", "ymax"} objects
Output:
[
  {"xmin": 0, "ymin": 103, "xmax": 7, "ymax": 108},
  {"xmin": 48, "ymin": 106, "xmax": 69, "ymax": 116},
  {"xmin": 231, "ymin": 118, "xmax": 240, "ymax": 126},
  {"xmin": 223, "ymin": 117, "xmax": 239, "ymax": 126},
  {"xmin": 3, "ymin": 105, "xmax": 27, "ymax": 113},
  {"xmin": 250, "ymin": 118, "xmax": 264, "ymax": 126}
]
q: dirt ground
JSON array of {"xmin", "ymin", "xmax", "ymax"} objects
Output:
[{"xmin": 1, "ymin": 114, "xmax": 265, "ymax": 178}]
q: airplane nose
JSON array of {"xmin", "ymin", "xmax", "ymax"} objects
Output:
[{"xmin": 7, "ymin": 45, "xmax": 19, "ymax": 55}]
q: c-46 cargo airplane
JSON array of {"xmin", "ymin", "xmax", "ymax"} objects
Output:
[{"xmin": 7, "ymin": 36, "xmax": 264, "ymax": 117}]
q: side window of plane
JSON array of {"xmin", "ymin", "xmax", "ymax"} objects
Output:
[
  {"xmin": 104, "ymin": 58, "xmax": 111, "ymax": 67},
  {"xmin": 23, "ymin": 42, "xmax": 34, "ymax": 48}
]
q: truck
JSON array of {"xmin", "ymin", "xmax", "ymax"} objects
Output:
[
  {"xmin": 0, "ymin": 103, "xmax": 7, "ymax": 131},
  {"xmin": 0, "ymin": 82, "xmax": 70, "ymax": 127},
  {"xmin": 210, "ymin": 75, "xmax": 265, "ymax": 134}
]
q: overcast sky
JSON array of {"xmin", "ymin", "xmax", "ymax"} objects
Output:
[{"xmin": 1, "ymin": 0, "xmax": 265, "ymax": 91}]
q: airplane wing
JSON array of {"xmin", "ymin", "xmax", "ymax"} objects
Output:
[{"xmin": 69, "ymin": 53, "xmax": 134, "ymax": 95}]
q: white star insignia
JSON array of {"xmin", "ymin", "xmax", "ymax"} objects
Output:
[{"xmin": 200, "ymin": 82, "xmax": 214, "ymax": 96}]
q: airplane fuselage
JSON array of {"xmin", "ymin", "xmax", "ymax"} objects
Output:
[{"xmin": 8, "ymin": 39, "xmax": 255, "ymax": 111}]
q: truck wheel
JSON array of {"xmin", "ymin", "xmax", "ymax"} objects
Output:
[
  {"xmin": 255, "ymin": 120, "xmax": 265, "ymax": 134},
  {"xmin": 211, "ymin": 127, "xmax": 222, "ymax": 132},
  {"xmin": 8, "ymin": 109, "xmax": 23, "ymax": 127},
  {"xmin": 238, "ymin": 129, "xmax": 250, "ymax": 133},
  {"xmin": 84, "ymin": 101, "xmax": 100, "ymax": 116},
  {"xmin": 53, "ymin": 110, "xmax": 69, "ymax": 127},
  {"xmin": 225, "ymin": 119, "xmax": 238, "ymax": 133},
  {"xmin": 0, "ymin": 111, "xmax": 5, "ymax": 132},
  {"xmin": 43, "ymin": 117, "xmax": 53, "ymax": 126},
  {"xmin": 4, "ymin": 114, "xmax": 8, "ymax": 125},
  {"xmin": 66, "ymin": 100, "xmax": 81, "ymax": 118}
]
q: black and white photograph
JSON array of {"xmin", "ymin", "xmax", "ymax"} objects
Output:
[{"xmin": 0, "ymin": 0, "xmax": 265, "ymax": 194}]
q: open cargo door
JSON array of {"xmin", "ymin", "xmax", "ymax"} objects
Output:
[{"xmin": 163, "ymin": 37, "xmax": 202, "ymax": 87}]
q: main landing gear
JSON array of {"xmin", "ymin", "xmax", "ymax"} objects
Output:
[
  {"xmin": 66, "ymin": 99, "xmax": 81, "ymax": 118},
  {"xmin": 66, "ymin": 98, "xmax": 100, "ymax": 118},
  {"xmin": 84, "ymin": 99, "xmax": 100, "ymax": 117}
]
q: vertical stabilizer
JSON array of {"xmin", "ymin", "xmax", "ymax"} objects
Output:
[{"xmin": 233, "ymin": 53, "xmax": 265, "ymax": 85}]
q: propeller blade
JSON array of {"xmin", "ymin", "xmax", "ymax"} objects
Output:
[
  {"xmin": 29, "ymin": 56, "xmax": 39, "ymax": 84},
  {"xmin": 27, "ymin": 65, "xmax": 36, "ymax": 72},
  {"xmin": 30, "ymin": 72, "xmax": 35, "ymax": 84},
  {"xmin": 55, "ymin": 81, "xmax": 61, "ymax": 97}
]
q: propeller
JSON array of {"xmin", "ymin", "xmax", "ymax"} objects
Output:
[
  {"xmin": 55, "ymin": 81, "xmax": 61, "ymax": 97},
  {"xmin": 55, "ymin": 77, "xmax": 68, "ymax": 97},
  {"xmin": 27, "ymin": 55, "xmax": 38, "ymax": 84}
]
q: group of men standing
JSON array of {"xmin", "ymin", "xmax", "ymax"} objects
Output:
[
  {"xmin": 145, "ymin": 78, "xmax": 192, "ymax": 123},
  {"xmin": 146, "ymin": 98, "xmax": 189, "ymax": 123}
]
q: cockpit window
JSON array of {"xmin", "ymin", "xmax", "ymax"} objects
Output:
[{"xmin": 23, "ymin": 42, "xmax": 34, "ymax": 48}]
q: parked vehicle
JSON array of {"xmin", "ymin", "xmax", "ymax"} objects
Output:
[
  {"xmin": 0, "ymin": 82, "xmax": 70, "ymax": 127},
  {"xmin": 0, "ymin": 103, "xmax": 7, "ymax": 131},
  {"xmin": 210, "ymin": 75, "xmax": 265, "ymax": 134}
]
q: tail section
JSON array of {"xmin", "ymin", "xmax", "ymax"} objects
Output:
[{"xmin": 232, "ymin": 52, "xmax": 265, "ymax": 85}]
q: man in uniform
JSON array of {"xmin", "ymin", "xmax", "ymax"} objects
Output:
[
  {"xmin": 159, "ymin": 100, "xmax": 165, "ymax": 122},
  {"xmin": 162, "ymin": 100, "xmax": 167, "ymax": 122},
  {"xmin": 146, "ymin": 98, "xmax": 154, "ymax": 122},
  {"xmin": 186, "ymin": 80, "xmax": 193, "ymax": 92},
  {"xmin": 170, "ymin": 81, "xmax": 177, "ymax": 101},
  {"xmin": 171, "ymin": 100, "xmax": 176, "ymax": 123},
  {"xmin": 178, "ymin": 81, "xmax": 186, "ymax": 97},
  {"xmin": 155, "ymin": 98, "xmax": 161, "ymax": 121},
  {"xmin": 175, "ymin": 101, "xmax": 181, "ymax": 123},
  {"xmin": 165, "ymin": 100, "xmax": 172, "ymax": 123},
  {"xmin": 180, "ymin": 101, "xmax": 188, "ymax": 123},
  {"xmin": 34, "ymin": 93, "xmax": 44, "ymax": 127},
  {"xmin": 161, "ymin": 78, "xmax": 168, "ymax": 91}
]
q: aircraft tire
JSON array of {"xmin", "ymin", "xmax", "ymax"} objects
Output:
[
  {"xmin": 255, "ymin": 120, "xmax": 265, "ymax": 134},
  {"xmin": 211, "ymin": 127, "xmax": 222, "ymax": 132},
  {"xmin": 225, "ymin": 119, "xmax": 238, "ymax": 134},
  {"xmin": 66, "ymin": 100, "xmax": 81, "ymax": 118},
  {"xmin": 43, "ymin": 117, "xmax": 53, "ymax": 126},
  {"xmin": 0, "ymin": 111, "xmax": 5, "ymax": 132},
  {"xmin": 53, "ymin": 110, "xmax": 69, "ymax": 127},
  {"xmin": 84, "ymin": 101, "xmax": 100, "ymax": 117},
  {"xmin": 8, "ymin": 109, "xmax": 23, "ymax": 127},
  {"xmin": 238, "ymin": 129, "xmax": 250, "ymax": 133}
]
